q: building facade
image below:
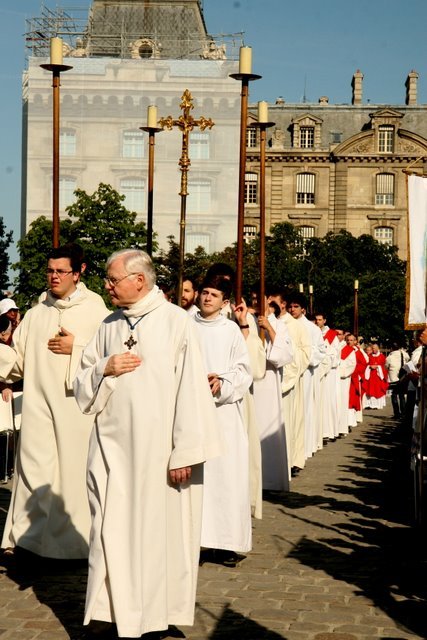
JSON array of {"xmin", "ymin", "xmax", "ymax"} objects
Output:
[
  {"xmin": 22, "ymin": 0, "xmax": 242, "ymax": 253},
  {"xmin": 245, "ymin": 71, "xmax": 427, "ymax": 260}
]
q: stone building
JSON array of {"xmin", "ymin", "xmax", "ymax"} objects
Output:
[
  {"xmin": 245, "ymin": 70, "xmax": 427, "ymax": 260},
  {"xmin": 22, "ymin": 0, "xmax": 242, "ymax": 253}
]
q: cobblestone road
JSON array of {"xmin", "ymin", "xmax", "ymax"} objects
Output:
[{"xmin": 0, "ymin": 405, "xmax": 426, "ymax": 639}]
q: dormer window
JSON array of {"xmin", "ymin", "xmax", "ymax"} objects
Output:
[
  {"xmin": 300, "ymin": 127, "xmax": 314, "ymax": 149},
  {"xmin": 378, "ymin": 125, "xmax": 394, "ymax": 153}
]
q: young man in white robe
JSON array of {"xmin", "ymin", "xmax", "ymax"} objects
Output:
[
  {"xmin": 73, "ymin": 249, "xmax": 221, "ymax": 639},
  {"xmin": 181, "ymin": 275, "xmax": 198, "ymax": 317},
  {"xmin": 288, "ymin": 293, "xmax": 327, "ymax": 460},
  {"xmin": 336, "ymin": 329, "xmax": 356, "ymax": 435},
  {"xmin": 1, "ymin": 246, "xmax": 108, "ymax": 560},
  {"xmin": 267, "ymin": 289, "xmax": 311, "ymax": 474},
  {"xmin": 253, "ymin": 302, "xmax": 293, "ymax": 491},
  {"xmin": 193, "ymin": 275, "xmax": 253, "ymax": 567},
  {"xmin": 315, "ymin": 312, "xmax": 340, "ymax": 441}
]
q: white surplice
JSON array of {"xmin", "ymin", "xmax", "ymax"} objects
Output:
[
  {"xmin": 337, "ymin": 344, "xmax": 356, "ymax": 435},
  {"xmin": 193, "ymin": 312, "xmax": 253, "ymax": 553},
  {"xmin": 74, "ymin": 287, "xmax": 221, "ymax": 638},
  {"xmin": 299, "ymin": 315, "xmax": 326, "ymax": 459},
  {"xmin": 1, "ymin": 289, "xmax": 108, "ymax": 558},
  {"xmin": 280, "ymin": 313, "xmax": 311, "ymax": 471},
  {"xmin": 253, "ymin": 314, "xmax": 293, "ymax": 491}
]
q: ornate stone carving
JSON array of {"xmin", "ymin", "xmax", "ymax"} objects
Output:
[{"xmin": 201, "ymin": 41, "xmax": 227, "ymax": 60}]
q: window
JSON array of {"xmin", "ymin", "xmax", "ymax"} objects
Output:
[
  {"xmin": 55, "ymin": 176, "xmax": 76, "ymax": 210},
  {"xmin": 190, "ymin": 132, "xmax": 210, "ymax": 160},
  {"xmin": 300, "ymin": 126, "xmax": 314, "ymax": 149},
  {"xmin": 122, "ymin": 130, "xmax": 144, "ymax": 159},
  {"xmin": 330, "ymin": 131, "xmax": 342, "ymax": 144},
  {"xmin": 296, "ymin": 173, "xmax": 315, "ymax": 204},
  {"xmin": 375, "ymin": 173, "xmax": 394, "ymax": 205},
  {"xmin": 186, "ymin": 233, "xmax": 210, "ymax": 253},
  {"xmin": 60, "ymin": 129, "xmax": 76, "ymax": 156},
  {"xmin": 298, "ymin": 225, "xmax": 315, "ymax": 240},
  {"xmin": 246, "ymin": 127, "xmax": 257, "ymax": 148},
  {"xmin": 243, "ymin": 225, "xmax": 257, "ymax": 243},
  {"xmin": 374, "ymin": 226, "xmax": 394, "ymax": 246},
  {"xmin": 120, "ymin": 178, "xmax": 145, "ymax": 212},
  {"xmin": 378, "ymin": 125, "xmax": 394, "ymax": 153},
  {"xmin": 245, "ymin": 172, "xmax": 258, "ymax": 204},
  {"xmin": 187, "ymin": 180, "xmax": 211, "ymax": 213}
]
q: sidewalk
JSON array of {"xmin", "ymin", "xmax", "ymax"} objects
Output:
[{"xmin": 0, "ymin": 405, "xmax": 426, "ymax": 639}]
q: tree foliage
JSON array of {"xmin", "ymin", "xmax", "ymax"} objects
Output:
[
  {"xmin": 156, "ymin": 224, "xmax": 406, "ymax": 344},
  {"xmin": 0, "ymin": 217, "xmax": 14, "ymax": 292},
  {"xmin": 14, "ymin": 184, "xmax": 151, "ymax": 309}
]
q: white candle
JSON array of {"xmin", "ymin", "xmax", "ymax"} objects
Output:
[
  {"xmin": 147, "ymin": 105, "xmax": 158, "ymax": 128},
  {"xmin": 354, "ymin": 279, "xmax": 359, "ymax": 290},
  {"xmin": 50, "ymin": 37, "xmax": 63, "ymax": 65},
  {"xmin": 258, "ymin": 101, "xmax": 268, "ymax": 123},
  {"xmin": 309, "ymin": 285, "xmax": 313, "ymax": 294},
  {"xmin": 299, "ymin": 283, "xmax": 304, "ymax": 293},
  {"xmin": 239, "ymin": 46, "xmax": 252, "ymax": 74}
]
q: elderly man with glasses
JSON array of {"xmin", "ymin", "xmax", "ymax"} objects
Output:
[
  {"xmin": 1, "ymin": 245, "xmax": 108, "ymax": 561},
  {"xmin": 73, "ymin": 248, "xmax": 221, "ymax": 640}
]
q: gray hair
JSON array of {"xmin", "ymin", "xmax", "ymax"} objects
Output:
[{"xmin": 106, "ymin": 249, "xmax": 156, "ymax": 289}]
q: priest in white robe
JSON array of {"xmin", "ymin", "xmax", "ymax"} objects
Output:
[
  {"xmin": 74, "ymin": 249, "xmax": 221, "ymax": 639},
  {"xmin": 1, "ymin": 246, "xmax": 108, "ymax": 560},
  {"xmin": 192, "ymin": 275, "xmax": 252, "ymax": 565}
]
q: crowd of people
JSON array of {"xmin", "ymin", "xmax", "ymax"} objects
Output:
[{"xmin": 0, "ymin": 245, "xmax": 424, "ymax": 640}]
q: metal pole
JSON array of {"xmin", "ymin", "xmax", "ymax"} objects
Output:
[
  {"xmin": 141, "ymin": 126, "xmax": 162, "ymax": 257},
  {"xmin": 52, "ymin": 70, "xmax": 60, "ymax": 248}
]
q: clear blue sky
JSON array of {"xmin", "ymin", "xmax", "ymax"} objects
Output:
[{"xmin": 1, "ymin": 0, "xmax": 426, "ymax": 267}]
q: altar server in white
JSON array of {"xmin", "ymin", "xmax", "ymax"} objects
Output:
[
  {"xmin": 193, "ymin": 275, "xmax": 252, "ymax": 566},
  {"xmin": 253, "ymin": 304, "xmax": 293, "ymax": 491},
  {"xmin": 74, "ymin": 249, "xmax": 221, "ymax": 639},
  {"xmin": 1, "ymin": 246, "xmax": 108, "ymax": 559}
]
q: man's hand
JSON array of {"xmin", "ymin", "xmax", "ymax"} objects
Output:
[
  {"xmin": 208, "ymin": 373, "xmax": 222, "ymax": 396},
  {"xmin": 231, "ymin": 298, "xmax": 248, "ymax": 326},
  {"xmin": 1, "ymin": 388, "xmax": 12, "ymax": 403},
  {"xmin": 169, "ymin": 466, "xmax": 192, "ymax": 484},
  {"xmin": 104, "ymin": 352, "xmax": 141, "ymax": 377},
  {"xmin": 47, "ymin": 327, "xmax": 74, "ymax": 355}
]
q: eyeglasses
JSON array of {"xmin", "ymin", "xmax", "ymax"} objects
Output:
[
  {"xmin": 104, "ymin": 273, "xmax": 139, "ymax": 287},
  {"xmin": 46, "ymin": 269, "xmax": 73, "ymax": 278}
]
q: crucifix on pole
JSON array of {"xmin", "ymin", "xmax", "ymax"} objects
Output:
[{"xmin": 159, "ymin": 89, "xmax": 214, "ymax": 305}]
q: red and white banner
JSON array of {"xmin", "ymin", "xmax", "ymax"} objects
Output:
[{"xmin": 406, "ymin": 174, "xmax": 427, "ymax": 328}]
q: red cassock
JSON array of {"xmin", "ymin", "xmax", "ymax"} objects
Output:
[
  {"xmin": 349, "ymin": 348, "xmax": 368, "ymax": 411},
  {"xmin": 363, "ymin": 353, "xmax": 389, "ymax": 399}
]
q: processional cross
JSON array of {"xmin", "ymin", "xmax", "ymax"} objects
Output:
[{"xmin": 159, "ymin": 90, "xmax": 214, "ymax": 305}]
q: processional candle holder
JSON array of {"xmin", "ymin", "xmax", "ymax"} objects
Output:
[
  {"xmin": 40, "ymin": 37, "xmax": 73, "ymax": 248},
  {"xmin": 250, "ymin": 102, "xmax": 275, "ymax": 337},
  {"xmin": 353, "ymin": 279, "xmax": 359, "ymax": 338},
  {"xmin": 230, "ymin": 46, "xmax": 261, "ymax": 304},
  {"xmin": 141, "ymin": 105, "xmax": 163, "ymax": 257}
]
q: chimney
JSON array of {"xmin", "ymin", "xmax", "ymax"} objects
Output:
[
  {"xmin": 405, "ymin": 70, "xmax": 419, "ymax": 105},
  {"xmin": 352, "ymin": 70, "xmax": 363, "ymax": 105}
]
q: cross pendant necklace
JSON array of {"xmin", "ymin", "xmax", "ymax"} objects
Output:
[{"xmin": 124, "ymin": 315, "xmax": 144, "ymax": 350}]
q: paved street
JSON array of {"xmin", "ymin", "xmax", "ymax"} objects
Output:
[{"xmin": 0, "ymin": 404, "xmax": 426, "ymax": 640}]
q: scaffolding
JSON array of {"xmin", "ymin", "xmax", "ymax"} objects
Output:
[{"xmin": 24, "ymin": 2, "xmax": 243, "ymax": 62}]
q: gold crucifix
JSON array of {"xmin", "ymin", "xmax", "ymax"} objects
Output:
[{"xmin": 159, "ymin": 89, "xmax": 214, "ymax": 305}]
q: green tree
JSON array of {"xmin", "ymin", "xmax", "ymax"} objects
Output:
[
  {"xmin": 0, "ymin": 217, "xmax": 14, "ymax": 292},
  {"xmin": 14, "ymin": 184, "xmax": 150, "ymax": 309}
]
